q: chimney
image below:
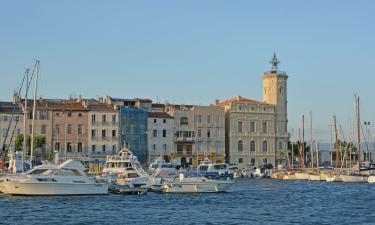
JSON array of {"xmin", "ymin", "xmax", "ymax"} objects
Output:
[
  {"xmin": 12, "ymin": 90, "xmax": 19, "ymax": 104},
  {"xmin": 215, "ymin": 99, "xmax": 220, "ymax": 105},
  {"xmin": 98, "ymin": 96, "xmax": 103, "ymax": 103}
]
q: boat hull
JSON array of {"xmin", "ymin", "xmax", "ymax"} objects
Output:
[
  {"xmin": 368, "ymin": 176, "xmax": 375, "ymax": 183},
  {"xmin": 1, "ymin": 181, "xmax": 108, "ymax": 195},
  {"xmin": 163, "ymin": 180, "xmax": 234, "ymax": 193},
  {"xmin": 294, "ymin": 172, "xmax": 309, "ymax": 180},
  {"xmin": 308, "ymin": 174, "xmax": 321, "ymax": 181},
  {"xmin": 326, "ymin": 175, "xmax": 342, "ymax": 182},
  {"xmin": 340, "ymin": 175, "xmax": 368, "ymax": 183}
]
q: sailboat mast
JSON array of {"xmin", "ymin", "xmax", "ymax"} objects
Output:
[
  {"xmin": 302, "ymin": 115, "xmax": 305, "ymax": 169},
  {"xmin": 356, "ymin": 96, "xmax": 361, "ymax": 173},
  {"xmin": 291, "ymin": 128, "xmax": 294, "ymax": 169},
  {"xmin": 333, "ymin": 115, "xmax": 339, "ymax": 167},
  {"xmin": 30, "ymin": 60, "xmax": 40, "ymax": 168},
  {"xmin": 310, "ymin": 111, "xmax": 313, "ymax": 170},
  {"xmin": 22, "ymin": 69, "xmax": 29, "ymax": 173}
]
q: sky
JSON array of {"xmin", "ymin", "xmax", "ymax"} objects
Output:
[{"xmin": 1, "ymin": 0, "xmax": 374, "ymax": 142}]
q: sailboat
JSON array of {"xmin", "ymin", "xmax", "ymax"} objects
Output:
[
  {"xmin": 295, "ymin": 115, "xmax": 310, "ymax": 180},
  {"xmin": 339, "ymin": 96, "xmax": 368, "ymax": 183}
]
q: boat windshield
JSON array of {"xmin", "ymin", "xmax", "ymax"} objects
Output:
[
  {"xmin": 41, "ymin": 169, "xmax": 82, "ymax": 176},
  {"xmin": 27, "ymin": 168, "xmax": 50, "ymax": 175},
  {"xmin": 185, "ymin": 171, "xmax": 204, "ymax": 178},
  {"xmin": 199, "ymin": 166, "xmax": 208, "ymax": 171},
  {"xmin": 213, "ymin": 164, "xmax": 227, "ymax": 170}
]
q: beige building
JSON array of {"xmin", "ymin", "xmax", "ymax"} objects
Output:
[
  {"xmin": 147, "ymin": 111, "xmax": 174, "ymax": 164},
  {"xmin": 86, "ymin": 98, "xmax": 119, "ymax": 158},
  {"xmin": 0, "ymin": 101, "xmax": 23, "ymax": 151},
  {"xmin": 166, "ymin": 104, "xmax": 225, "ymax": 167},
  {"xmin": 217, "ymin": 54, "xmax": 289, "ymax": 168}
]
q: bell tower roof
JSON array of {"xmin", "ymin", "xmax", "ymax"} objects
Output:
[{"xmin": 270, "ymin": 52, "xmax": 280, "ymax": 73}]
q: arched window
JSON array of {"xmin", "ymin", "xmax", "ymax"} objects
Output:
[
  {"xmin": 262, "ymin": 140, "xmax": 268, "ymax": 152},
  {"xmin": 238, "ymin": 140, "xmax": 243, "ymax": 152},
  {"xmin": 250, "ymin": 140, "xmax": 255, "ymax": 152}
]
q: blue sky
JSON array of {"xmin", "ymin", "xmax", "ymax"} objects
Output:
[{"xmin": 1, "ymin": 0, "xmax": 374, "ymax": 141}]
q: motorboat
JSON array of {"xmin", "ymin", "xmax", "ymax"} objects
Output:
[
  {"xmin": 109, "ymin": 172, "xmax": 149, "ymax": 195},
  {"xmin": 149, "ymin": 155, "xmax": 181, "ymax": 174},
  {"xmin": 197, "ymin": 158, "xmax": 234, "ymax": 179},
  {"xmin": 367, "ymin": 176, "xmax": 375, "ymax": 183},
  {"xmin": 162, "ymin": 171, "xmax": 235, "ymax": 193},
  {"xmin": 0, "ymin": 160, "xmax": 108, "ymax": 195},
  {"xmin": 147, "ymin": 168, "xmax": 180, "ymax": 192}
]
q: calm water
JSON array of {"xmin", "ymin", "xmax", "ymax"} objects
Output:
[{"xmin": 1, "ymin": 179, "xmax": 375, "ymax": 225}]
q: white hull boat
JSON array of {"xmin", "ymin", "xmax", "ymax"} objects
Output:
[
  {"xmin": 1, "ymin": 160, "xmax": 108, "ymax": 196},
  {"xmin": 368, "ymin": 176, "xmax": 375, "ymax": 183},
  {"xmin": 325, "ymin": 174, "xmax": 342, "ymax": 182},
  {"xmin": 163, "ymin": 173, "xmax": 234, "ymax": 193},
  {"xmin": 340, "ymin": 174, "xmax": 368, "ymax": 183}
]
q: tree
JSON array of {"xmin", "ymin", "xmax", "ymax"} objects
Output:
[{"xmin": 14, "ymin": 134, "xmax": 45, "ymax": 154}]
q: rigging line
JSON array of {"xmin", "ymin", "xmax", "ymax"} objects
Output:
[{"xmin": 1, "ymin": 72, "xmax": 27, "ymax": 151}]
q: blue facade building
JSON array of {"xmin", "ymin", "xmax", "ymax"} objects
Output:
[{"xmin": 119, "ymin": 107, "xmax": 148, "ymax": 163}]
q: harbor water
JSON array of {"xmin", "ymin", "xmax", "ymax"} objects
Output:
[{"xmin": 1, "ymin": 179, "xmax": 375, "ymax": 225}]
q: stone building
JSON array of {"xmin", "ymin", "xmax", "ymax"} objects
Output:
[
  {"xmin": 147, "ymin": 111, "xmax": 174, "ymax": 164},
  {"xmin": 217, "ymin": 54, "xmax": 289, "ymax": 168},
  {"xmin": 86, "ymin": 98, "xmax": 119, "ymax": 158},
  {"xmin": 0, "ymin": 101, "xmax": 23, "ymax": 151}
]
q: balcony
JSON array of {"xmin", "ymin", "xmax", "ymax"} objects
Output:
[{"xmin": 174, "ymin": 137, "xmax": 195, "ymax": 143}]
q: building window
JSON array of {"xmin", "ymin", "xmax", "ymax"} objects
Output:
[
  {"xmin": 180, "ymin": 117, "xmax": 188, "ymax": 125},
  {"xmin": 67, "ymin": 112, "xmax": 72, "ymax": 117},
  {"xmin": 238, "ymin": 140, "xmax": 243, "ymax": 152},
  {"xmin": 153, "ymin": 129, "xmax": 158, "ymax": 137},
  {"xmin": 67, "ymin": 142, "xmax": 72, "ymax": 152},
  {"xmin": 197, "ymin": 129, "xmax": 201, "ymax": 138},
  {"xmin": 163, "ymin": 119, "xmax": 166, "ymax": 124},
  {"xmin": 29, "ymin": 125, "xmax": 32, "ymax": 134},
  {"xmin": 250, "ymin": 158, "xmax": 255, "ymax": 165},
  {"xmin": 77, "ymin": 142, "xmax": 82, "ymax": 152},
  {"xmin": 250, "ymin": 140, "xmax": 255, "ymax": 152},
  {"xmin": 197, "ymin": 115, "xmax": 202, "ymax": 123},
  {"xmin": 77, "ymin": 124, "xmax": 83, "ymax": 135},
  {"xmin": 279, "ymin": 142, "xmax": 283, "ymax": 150},
  {"xmin": 55, "ymin": 142, "xmax": 60, "ymax": 151},
  {"xmin": 207, "ymin": 129, "xmax": 211, "ymax": 138},
  {"xmin": 112, "ymin": 145, "xmax": 116, "ymax": 154},
  {"xmin": 263, "ymin": 158, "xmax": 268, "ymax": 163},
  {"xmin": 92, "ymin": 145, "xmax": 96, "ymax": 154},
  {"xmin": 56, "ymin": 112, "xmax": 60, "ymax": 117},
  {"xmin": 112, "ymin": 115, "xmax": 116, "ymax": 123},
  {"xmin": 91, "ymin": 114, "xmax": 96, "ymax": 123},
  {"xmin": 102, "ymin": 115, "xmax": 106, "ymax": 122},
  {"xmin": 163, "ymin": 129, "xmax": 167, "ymax": 138},
  {"xmin": 39, "ymin": 111, "xmax": 49, "ymax": 120},
  {"xmin": 163, "ymin": 144, "xmax": 167, "ymax": 151},
  {"xmin": 239, "ymin": 158, "xmax": 243, "ymax": 164},
  {"xmin": 238, "ymin": 121, "xmax": 243, "ymax": 133},
  {"xmin": 207, "ymin": 115, "xmax": 211, "ymax": 124},
  {"xmin": 177, "ymin": 145, "xmax": 183, "ymax": 155},
  {"xmin": 41, "ymin": 125, "xmax": 47, "ymax": 135},
  {"xmin": 112, "ymin": 130, "xmax": 116, "ymax": 137},
  {"xmin": 102, "ymin": 130, "xmax": 106, "ymax": 137},
  {"xmin": 102, "ymin": 145, "xmax": 106, "ymax": 153},
  {"xmin": 91, "ymin": 129, "xmax": 96, "ymax": 137},
  {"xmin": 262, "ymin": 122, "xmax": 268, "ymax": 133},
  {"xmin": 154, "ymin": 118, "xmax": 157, "ymax": 123},
  {"xmin": 78, "ymin": 113, "xmax": 82, "ymax": 117},
  {"xmin": 262, "ymin": 140, "xmax": 268, "ymax": 152},
  {"xmin": 216, "ymin": 115, "xmax": 220, "ymax": 125},
  {"xmin": 153, "ymin": 144, "xmax": 156, "ymax": 151},
  {"xmin": 249, "ymin": 121, "xmax": 255, "ymax": 133},
  {"xmin": 55, "ymin": 124, "xmax": 60, "ymax": 135},
  {"xmin": 67, "ymin": 124, "xmax": 72, "ymax": 135}
]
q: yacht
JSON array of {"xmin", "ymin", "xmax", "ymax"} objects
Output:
[
  {"xmin": 340, "ymin": 172, "xmax": 368, "ymax": 183},
  {"xmin": 0, "ymin": 160, "xmax": 108, "ymax": 195},
  {"xmin": 294, "ymin": 171, "xmax": 310, "ymax": 180},
  {"xmin": 147, "ymin": 168, "xmax": 180, "ymax": 191},
  {"xmin": 367, "ymin": 176, "xmax": 375, "ymax": 183},
  {"xmin": 148, "ymin": 155, "xmax": 181, "ymax": 174},
  {"xmin": 162, "ymin": 171, "xmax": 235, "ymax": 193},
  {"xmin": 197, "ymin": 158, "xmax": 234, "ymax": 179}
]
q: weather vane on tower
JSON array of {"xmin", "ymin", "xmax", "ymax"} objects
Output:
[{"xmin": 270, "ymin": 52, "xmax": 280, "ymax": 73}]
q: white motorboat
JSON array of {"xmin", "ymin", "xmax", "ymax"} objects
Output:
[
  {"xmin": 162, "ymin": 172, "xmax": 235, "ymax": 193},
  {"xmin": 198, "ymin": 158, "xmax": 234, "ymax": 179},
  {"xmin": 149, "ymin": 155, "xmax": 181, "ymax": 174},
  {"xmin": 147, "ymin": 168, "xmax": 180, "ymax": 191},
  {"xmin": 340, "ymin": 173, "xmax": 368, "ymax": 183},
  {"xmin": 1, "ymin": 160, "xmax": 108, "ymax": 195}
]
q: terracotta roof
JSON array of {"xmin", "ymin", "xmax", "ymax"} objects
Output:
[
  {"xmin": 216, "ymin": 96, "xmax": 264, "ymax": 107},
  {"xmin": 22, "ymin": 99, "xmax": 88, "ymax": 111},
  {"xmin": 148, "ymin": 112, "xmax": 173, "ymax": 119},
  {"xmin": 85, "ymin": 99, "xmax": 116, "ymax": 112},
  {"xmin": 110, "ymin": 97, "xmax": 152, "ymax": 103}
]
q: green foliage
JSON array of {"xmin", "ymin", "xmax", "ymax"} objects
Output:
[
  {"xmin": 288, "ymin": 141, "xmax": 310, "ymax": 156},
  {"xmin": 14, "ymin": 134, "xmax": 45, "ymax": 154},
  {"xmin": 336, "ymin": 140, "xmax": 357, "ymax": 153}
]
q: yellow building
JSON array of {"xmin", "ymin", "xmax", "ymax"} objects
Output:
[{"xmin": 217, "ymin": 54, "xmax": 289, "ymax": 168}]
